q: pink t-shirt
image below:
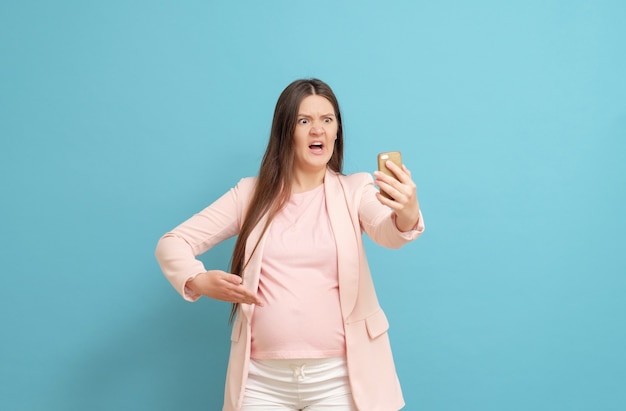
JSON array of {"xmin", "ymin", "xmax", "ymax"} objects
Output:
[{"xmin": 250, "ymin": 184, "xmax": 345, "ymax": 359}]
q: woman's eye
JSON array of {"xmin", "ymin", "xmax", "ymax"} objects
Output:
[
  {"xmin": 298, "ymin": 118, "xmax": 309, "ymax": 124},
  {"xmin": 324, "ymin": 117, "xmax": 333, "ymax": 123}
]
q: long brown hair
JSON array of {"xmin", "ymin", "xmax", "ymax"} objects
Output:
[{"xmin": 229, "ymin": 78, "xmax": 344, "ymax": 322}]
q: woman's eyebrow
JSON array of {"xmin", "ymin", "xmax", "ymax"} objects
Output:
[{"xmin": 297, "ymin": 113, "xmax": 336, "ymax": 117}]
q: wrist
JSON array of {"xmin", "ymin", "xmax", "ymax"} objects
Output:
[
  {"xmin": 395, "ymin": 209, "xmax": 420, "ymax": 232},
  {"xmin": 186, "ymin": 272, "xmax": 205, "ymax": 293}
]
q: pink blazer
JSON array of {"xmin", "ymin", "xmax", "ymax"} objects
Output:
[{"xmin": 156, "ymin": 169, "xmax": 425, "ymax": 411}]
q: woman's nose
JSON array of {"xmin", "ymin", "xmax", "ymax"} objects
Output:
[{"xmin": 310, "ymin": 123, "xmax": 325, "ymax": 135}]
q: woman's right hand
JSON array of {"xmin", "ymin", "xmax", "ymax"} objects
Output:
[{"xmin": 186, "ymin": 270, "xmax": 264, "ymax": 306}]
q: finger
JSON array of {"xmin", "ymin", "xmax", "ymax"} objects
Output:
[
  {"xmin": 223, "ymin": 273, "xmax": 243, "ymax": 285},
  {"xmin": 376, "ymin": 173, "xmax": 405, "ymax": 197},
  {"xmin": 376, "ymin": 182, "xmax": 397, "ymax": 204},
  {"xmin": 386, "ymin": 161, "xmax": 412, "ymax": 183},
  {"xmin": 375, "ymin": 165, "xmax": 407, "ymax": 187},
  {"xmin": 385, "ymin": 160, "xmax": 404, "ymax": 177},
  {"xmin": 378, "ymin": 166, "xmax": 416, "ymax": 196},
  {"xmin": 226, "ymin": 282, "xmax": 263, "ymax": 305},
  {"xmin": 237, "ymin": 291, "xmax": 263, "ymax": 306},
  {"xmin": 243, "ymin": 290, "xmax": 263, "ymax": 305},
  {"xmin": 248, "ymin": 296, "xmax": 264, "ymax": 306},
  {"xmin": 376, "ymin": 180, "xmax": 396, "ymax": 200},
  {"xmin": 374, "ymin": 170, "xmax": 398, "ymax": 186},
  {"xmin": 376, "ymin": 192, "xmax": 400, "ymax": 210},
  {"xmin": 380, "ymin": 179, "xmax": 412, "ymax": 204},
  {"xmin": 223, "ymin": 286, "xmax": 249, "ymax": 303},
  {"xmin": 401, "ymin": 164, "xmax": 412, "ymax": 178}
]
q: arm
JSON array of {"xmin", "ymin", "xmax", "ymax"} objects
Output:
[
  {"xmin": 358, "ymin": 169, "xmax": 424, "ymax": 249},
  {"xmin": 155, "ymin": 178, "xmax": 262, "ymax": 305}
]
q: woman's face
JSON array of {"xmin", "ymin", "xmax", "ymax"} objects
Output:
[{"xmin": 292, "ymin": 94, "xmax": 338, "ymax": 175}]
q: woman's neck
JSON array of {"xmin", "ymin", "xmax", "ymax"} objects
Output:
[{"xmin": 291, "ymin": 168, "xmax": 326, "ymax": 193}]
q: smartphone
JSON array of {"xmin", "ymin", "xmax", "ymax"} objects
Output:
[{"xmin": 377, "ymin": 151, "xmax": 402, "ymax": 200}]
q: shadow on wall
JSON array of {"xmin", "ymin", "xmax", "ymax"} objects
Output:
[{"xmin": 58, "ymin": 286, "xmax": 233, "ymax": 411}]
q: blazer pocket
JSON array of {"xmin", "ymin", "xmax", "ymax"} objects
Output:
[
  {"xmin": 230, "ymin": 316, "xmax": 243, "ymax": 343},
  {"xmin": 365, "ymin": 309, "xmax": 390, "ymax": 340}
]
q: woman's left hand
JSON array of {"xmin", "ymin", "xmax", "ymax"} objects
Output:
[{"xmin": 374, "ymin": 161, "xmax": 421, "ymax": 232}]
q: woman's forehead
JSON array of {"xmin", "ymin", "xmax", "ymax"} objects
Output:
[{"xmin": 298, "ymin": 95, "xmax": 335, "ymax": 114}]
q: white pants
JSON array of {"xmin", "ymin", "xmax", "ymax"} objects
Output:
[{"xmin": 240, "ymin": 357, "xmax": 357, "ymax": 410}]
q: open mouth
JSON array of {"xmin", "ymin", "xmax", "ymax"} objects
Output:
[{"xmin": 309, "ymin": 142, "xmax": 324, "ymax": 153}]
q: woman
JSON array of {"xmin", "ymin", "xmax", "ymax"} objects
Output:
[{"xmin": 155, "ymin": 78, "xmax": 424, "ymax": 411}]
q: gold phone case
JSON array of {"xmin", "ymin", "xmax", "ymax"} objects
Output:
[{"xmin": 377, "ymin": 151, "xmax": 402, "ymax": 200}]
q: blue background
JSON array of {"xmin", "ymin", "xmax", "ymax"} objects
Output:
[{"xmin": 1, "ymin": 1, "xmax": 625, "ymax": 410}]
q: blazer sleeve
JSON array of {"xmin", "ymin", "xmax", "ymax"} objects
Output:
[
  {"xmin": 355, "ymin": 173, "xmax": 425, "ymax": 249},
  {"xmin": 154, "ymin": 178, "xmax": 255, "ymax": 301}
]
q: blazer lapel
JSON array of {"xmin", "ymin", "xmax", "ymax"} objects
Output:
[
  {"xmin": 239, "ymin": 213, "xmax": 270, "ymax": 323},
  {"xmin": 325, "ymin": 170, "xmax": 361, "ymax": 320}
]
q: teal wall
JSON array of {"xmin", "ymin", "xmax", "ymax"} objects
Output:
[{"xmin": 1, "ymin": 1, "xmax": 625, "ymax": 410}]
